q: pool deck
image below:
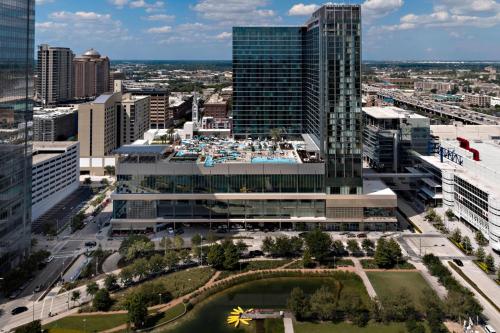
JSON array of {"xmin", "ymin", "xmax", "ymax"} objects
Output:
[{"xmin": 163, "ymin": 137, "xmax": 322, "ymax": 166}]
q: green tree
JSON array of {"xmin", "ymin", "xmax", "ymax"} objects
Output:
[
  {"xmin": 475, "ymin": 247, "xmax": 486, "ymax": 262},
  {"xmin": 71, "ymin": 290, "xmax": 81, "ymax": 306},
  {"xmin": 421, "ymin": 290, "xmax": 445, "ymax": 333},
  {"xmin": 461, "ymin": 236, "xmax": 473, "ymax": 254},
  {"xmin": 206, "ymin": 232, "xmax": 218, "ymax": 244},
  {"xmin": 302, "ymin": 248, "xmax": 314, "ymax": 268},
  {"xmin": 126, "ymin": 240, "xmax": 154, "ymax": 261},
  {"xmin": 381, "ymin": 288, "xmax": 416, "ymax": 322},
  {"xmin": 164, "ymin": 250, "xmax": 179, "ymax": 269},
  {"xmin": 374, "ymin": 238, "xmax": 392, "ymax": 268},
  {"xmin": 119, "ymin": 266, "xmax": 134, "ymax": 286},
  {"xmin": 445, "ymin": 209, "xmax": 455, "ymax": 220},
  {"xmin": 223, "ymin": 242, "xmax": 240, "ymax": 270},
  {"xmin": 361, "ymin": 239, "xmax": 375, "ymax": 254},
  {"xmin": 287, "ymin": 287, "xmax": 310, "ymax": 320},
  {"xmin": 309, "ymin": 286, "xmax": 337, "ymax": 321},
  {"xmin": 485, "ymin": 254, "xmax": 496, "ymax": 272},
  {"xmin": 235, "ymin": 240, "xmax": 248, "ymax": 255},
  {"xmin": 304, "ymin": 229, "xmax": 332, "ymax": 261},
  {"xmin": 159, "ymin": 237, "xmax": 172, "ymax": 254},
  {"xmin": 93, "ymin": 289, "xmax": 112, "ymax": 311},
  {"xmin": 131, "ymin": 258, "xmax": 149, "ymax": 280},
  {"xmin": 126, "ymin": 293, "xmax": 148, "ymax": 329},
  {"xmin": 104, "ymin": 165, "xmax": 115, "ymax": 176},
  {"xmin": 450, "ymin": 228, "xmax": 462, "ymax": 244},
  {"xmin": 104, "ymin": 274, "xmax": 119, "ymax": 291},
  {"xmin": 331, "ymin": 240, "xmax": 346, "ymax": 256},
  {"xmin": 261, "ymin": 236, "xmax": 275, "ymax": 254},
  {"xmin": 191, "ymin": 234, "xmax": 202, "ymax": 247},
  {"xmin": 387, "ymin": 238, "xmax": 403, "ymax": 265},
  {"xmin": 425, "ymin": 208, "xmax": 438, "ymax": 222},
  {"xmin": 207, "ymin": 244, "xmax": 225, "ymax": 269},
  {"xmin": 475, "ymin": 230, "xmax": 488, "ymax": 246},
  {"xmin": 86, "ymin": 282, "xmax": 99, "ymax": 299},
  {"xmin": 14, "ymin": 320, "xmax": 43, "ymax": 333},
  {"xmin": 178, "ymin": 248, "xmax": 191, "ymax": 263},
  {"xmin": 346, "ymin": 239, "xmax": 361, "ymax": 255},
  {"xmin": 148, "ymin": 254, "xmax": 165, "ymax": 275},
  {"xmin": 174, "ymin": 235, "xmax": 184, "ymax": 250},
  {"xmin": 269, "ymin": 128, "xmax": 283, "ymax": 142},
  {"xmin": 119, "ymin": 235, "xmax": 152, "ymax": 257}
]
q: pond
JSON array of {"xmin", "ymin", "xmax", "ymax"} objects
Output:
[{"xmin": 160, "ymin": 275, "xmax": 368, "ymax": 333}]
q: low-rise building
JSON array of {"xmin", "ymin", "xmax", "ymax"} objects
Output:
[
  {"xmin": 33, "ymin": 106, "xmax": 78, "ymax": 141},
  {"xmin": 363, "ymin": 106, "xmax": 430, "ymax": 172},
  {"xmin": 203, "ymin": 93, "xmax": 228, "ymax": 119},
  {"xmin": 464, "ymin": 94, "xmax": 491, "ymax": 107},
  {"xmin": 110, "ymin": 138, "xmax": 398, "ymax": 233},
  {"xmin": 382, "ymin": 77, "xmax": 415, "ymax": 90},
  {"xmin": 414, "ymin": 81, "xmax": 453, "ymax": 94},
  {"xmin": 32, "ymin": 141, "xmax": 80, "ymax": 221},
  {"xmin": 168, "ymin": 93, "xmax": 193, "ymax": 126}
]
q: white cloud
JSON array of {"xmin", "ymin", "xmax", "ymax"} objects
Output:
[
  {"xmin": 130, "ymin": 0, "xmax": 164, "ymax": 12},
  {"xmin": 43, "ymin": 11, "xmax": 131, "ymax": 43},
  {"xmin": 36, "ymin": 0, "xmax": 54, "ymax": 5},
  {"xmin": 192, "ymin": 0, "xmax": 278, "ymax": 26},
  {"xmin": 176, "ymin": 22, "xmax": 210, "ymax": 31},
  {"xmin": 147, "ymin": 25, "xmax": 172, "ymax": 33},
  {"xmin": 145, "ymin": 14, "xmax": 175, "ymax": 22},
  {"xmin": 288, "ymin": 3, "xmax": 319, "ymax": 16},
  {"xmin": 362, "ymin": 0, "xmax": 404, "ymax": 20},
  {"xmin": 35, "ymin": 21, "xmax": 66, "ymax": 31},
  {"xmin": 370, "ymin": 0, "xmax": 500, "ymax": 34},
  {"xmin": 109, "ymin": 0, "xmax": 128, "ymax": 8},
  {"xmin": 215, "ymin": 31, "xmax": 232, "ymax": 40}
]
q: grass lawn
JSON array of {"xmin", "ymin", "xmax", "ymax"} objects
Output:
[
  {"xmin": 295, "ymin": 321, "xmax": 413, "ymax": 333},
  {"xmin": 216, "ymin": 260, "xmax": 292, "ymax": 280},
  {"xmin": 367, "ymin": 271, "xmax": 433, "ymax": 311},
  {"xmin": 113, "ymin": 267, "xmax": 214, "ymax": 309},
  {"xmin": 44, "ymin": 313, "xmax": 128, "ymax": 333},
  {"xmin": 361, "ymin": 259, "xmax": 415, "ymax": 269},
  {"xmin": 146, "ymin": 303, "xmax": 186, "ymax": 328}
]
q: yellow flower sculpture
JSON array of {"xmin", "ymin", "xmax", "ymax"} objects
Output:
[{"xmin": 226, "ymin": 307, "xmax": 253, "ymax": 327}]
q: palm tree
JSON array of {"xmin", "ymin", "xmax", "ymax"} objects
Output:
[
  {"xmin": 167, "ymin": 127, "xmax": 175, "ymax": 143},
  {"xmin": 71, "ymin": 290, "xmax": 81, "ymax": 306},
  {"xmin": 269, "ymin": 128, "xmax": 283, "ymax": 143}
]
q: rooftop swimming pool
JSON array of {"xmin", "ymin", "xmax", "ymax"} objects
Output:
[{"xmin": 251, "ymin": 157, "xmax": 296, "ymax": 164}]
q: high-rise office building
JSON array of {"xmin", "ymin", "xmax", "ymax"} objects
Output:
[
  {"xmin": 233, "ymin": 27, "xmax": 303, "ymax": 137},
  {"xmin": 0, "ymin": 0, "xmax": 35, "ymax": 272},
  {"xmin": 120, "ymin": 94, "xmax": 150, "ymax": 145},
  {"xmin": 233, "ymin": 4, "xmax": 362, "ymax": 194},
  {"xmin": 78, "ymin": 92, "xmax": 121, "ymax": 175},
  {"xmin": 73, "ymin": 48, "xmax": 110, "ymax": 99},
  {"xmin": 36, "ymin": 44, "xmax": 74, "ymax": 105}
]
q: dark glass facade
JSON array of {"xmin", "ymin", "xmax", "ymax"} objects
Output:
[
  {"xmin": 0, "ymin": 0, "xmax": 35, "ymax": 272},
  {"xmin": 113, "ymin": 199, "xmax": 325, "ymax": 221},
  {"xmin": 233, "ymin": 5, "xmax": 363, "ymax": 194},
  {"xmin": 117, "ymin": 174, "xmax": 324, "ymax": 194},
  {"xmin": 233, "ymin": 27, "xmax": 304, "ymax": 138}
]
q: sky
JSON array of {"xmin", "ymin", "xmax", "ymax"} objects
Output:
[{"xmin": 35, "ymin": 0, "xmax": 500, "ymax": 61}]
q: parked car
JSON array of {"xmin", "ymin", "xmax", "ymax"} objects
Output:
[
  {"xmin": 484, "ymin": 324, "xmax": 497, "ymax": 333},
  {"xmin": 11, "ymin": 306, "xmax": 28, "ymax": 315},
  {"xmin": 174, "ymin": 228, "xmax": 184, "ymax": 235},
  {"xmin": 248, "ymin": 250, "xmax": 264, "ymax": 257},
  {"xmin": 347, "ymin": 233, "xmax": 356, "ymax": 238},
  {"xmin": 85, "ymin": 241, "xmax": 97, "ymax": 247},
  {"xmin": 357, "ymin": 233, "xmax": 367, "ymax": 238},
  {"xmin": 45, "ymin": 255, "xmax": 54, "ymax": 263},
  {"xmin": 452, "ymin": 258, "xmax": 464, "ymax": 267}
]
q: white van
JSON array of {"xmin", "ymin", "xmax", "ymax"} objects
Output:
[{"xmin": 484, "ymin": 324, "xmax": 497, "ymax": 333}]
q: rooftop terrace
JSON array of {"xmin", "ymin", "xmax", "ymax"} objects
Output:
[{"xmin": 116, "ymin": 136, "xmax": 323, "ymax": 166}]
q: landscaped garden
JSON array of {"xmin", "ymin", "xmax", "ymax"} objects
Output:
[{"xmin": 44, "ymin": 313, "xmax": 129, "ymax": 333}]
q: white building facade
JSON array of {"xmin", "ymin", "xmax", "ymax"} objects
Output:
[{"xmin": 32, "ymin": 142, "xmax": 80, "ymax": 221}]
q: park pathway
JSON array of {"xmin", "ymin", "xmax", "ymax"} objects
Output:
[
  {"xmin": 352, "ymin": 258, "xmax": 378, "ymax": 299},
  {"xmin": 102, "ymin": 252, "xmax": 122, "ymax": 273}
]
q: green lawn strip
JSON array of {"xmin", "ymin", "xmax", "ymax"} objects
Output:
[
  {"xmin": 295, "ymin": 321, "xmax": 423, "ymax": 333},
  {"xmin": 264, "ymin": 318, "xmax": 285, "ymax": 333},
  {"xmin": 448, "ymin": 238, "xmax": 473, "ymax": 255},
  {"xmin": 112, "ymin": 267, "xmax": 214, "ymax": 310},
  {"xmin": 44, "ymin": 313, "xmax": 129, "ymax": 333},
  {"xmin": 145, "ymin": 303, "xmax": 186, "ymax": 328},
  {"xmin": 216, "ymin": 260, "xmax": 292, "ymax": 281},
  {"xmin": 366, "ymin": 271, "xmax": 433, "ymax": 311},
  {"xmin": 448, "ymin": 261, "xmax": 500, "ymax": 312},
  {"xmin": 361, "ymin": 259, "xmax": 415, "ymax": 270}
]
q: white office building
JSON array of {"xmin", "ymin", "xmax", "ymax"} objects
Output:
[
  {"xmin": 412, "ymin": 129, "xmax": 500, "ymax": 250},
  {"xmin": 32, "ymin": 141, "xmax": 80, "ymax": 221}
]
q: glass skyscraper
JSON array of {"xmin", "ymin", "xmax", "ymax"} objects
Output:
[
  {"xmin": 233, "ymin": 4, "xmax": 362, "ymax": 195},
  {"xmin": 233, "ymin": 27, "xmax": 304, "ymax": 138},
  {"xmin": 0, "ymin": 0, "xmax": 35, "ymax": 272}
]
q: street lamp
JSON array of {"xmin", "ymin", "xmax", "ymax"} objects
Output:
[
  {"xmin": 158, "ymin": 293, "xmax": 162, "ymax": 305},
  {"xmin": 83, "ymin": 318, "xmax": 86, "ymax": 333}
]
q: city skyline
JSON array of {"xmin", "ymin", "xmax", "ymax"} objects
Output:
[{"xmin": 35, "ymin": 0, "xmax": 500, "ymax": 61}]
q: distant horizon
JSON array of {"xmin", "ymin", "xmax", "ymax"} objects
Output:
[{"xmin": 110, "ymin": 59, "xmax": 500, "ymax": 63}]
